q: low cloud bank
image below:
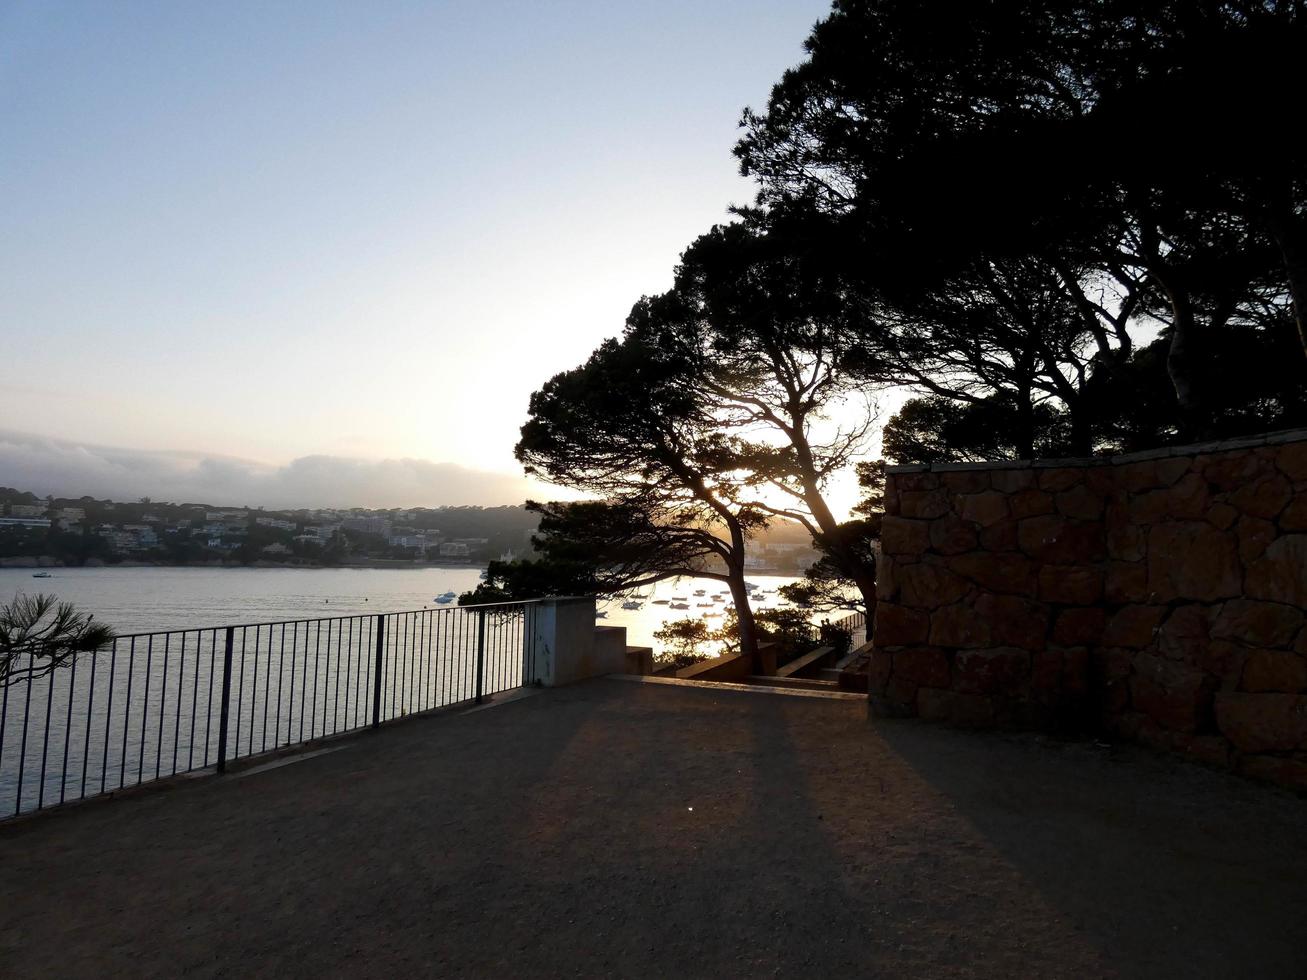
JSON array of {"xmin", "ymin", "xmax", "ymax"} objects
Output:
[{"xmin": 0, "ymin": 431, "xmax": 534, "ymax": 510}]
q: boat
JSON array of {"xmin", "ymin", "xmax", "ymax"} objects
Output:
[
  {"xmin": 652, "ymin": 599, "xmax": 670, "ymax": 605},
  {"xmin": 693, "ymin": 589, "xmax": 706, "ymax": 596},
  {"xmin": 31, "ymin": 571, "xmax": 52, "ymax": 578},
  {"xmin": 670, "ymin": 602, "xmax": 690, "ymax": 610},
  {"xmin": 596, "ymin": 611, "xmax": 608, "ymax": 619},
  {"xmin": 672, "ymin": 596, "xmax": 687, "ymax": 601},
  {"xmin": 621, "ymin": 600, "xmax": 643, "ymax": 610},
  {"xmin": 435, "ymin": 591, "xmax": 457, "ymax": 604},
  {"xmin": 696, "ymin": 602, "xmax": 714, "ymax": 608}
]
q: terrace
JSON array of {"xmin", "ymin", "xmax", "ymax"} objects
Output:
[{"xmin": 2, "ymin": 676, "xmax": 1305, "ymax": 978}]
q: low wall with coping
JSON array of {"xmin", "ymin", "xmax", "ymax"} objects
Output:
[
  {"xmin": 871, "ymin": 428, "xmax": 1307, "ymax": 788},
  {"xmin": 676, "ymin": 652, "xmax": 752, "ymax": 682}
]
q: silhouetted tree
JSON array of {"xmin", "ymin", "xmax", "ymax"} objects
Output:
[
  {"xmin": 1079, "ymin": 2, "xmax": 1307, "ymax": 364},
  {"xmin": 735, "ymin": 0, "xmax": 1306, "ymax": 440},
  {"xmin": 459, "ymin": 499, "xmax": 726, "ymax": 605},
  {"xmin": 635, "ymin": 217, "xmax": 881, "ymax": 618},
  {"xmin": 883, "ymin": 396, "xmax": 1074, "ymax": 465},
  {"xmin": 512, "ymin": 331, "xmax": 768, "ymax": 663},
  {"xmin": 886, "ymin": 320, "xmax": 1307, "ymax": 463}
]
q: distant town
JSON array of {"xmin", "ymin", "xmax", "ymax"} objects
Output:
[
  {"xmin": 0, "ymin": 487, "xmax": 538, "ymax": 569},
  {"xmin": 0, "ymin": 487, "xmax": 821, "ymax": 571}
]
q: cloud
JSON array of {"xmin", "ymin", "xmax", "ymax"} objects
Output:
[{"xmin": 0, "ymin": 431, "xmax": 536, "ymax": 509}]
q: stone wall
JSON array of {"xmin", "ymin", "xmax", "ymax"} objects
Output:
[{"xmin": 871, "ymin": 429, "xmax": 1307, "ymax": 788}]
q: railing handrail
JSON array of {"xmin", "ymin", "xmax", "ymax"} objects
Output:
[
  {"xmin": 9, "ymin": 598, "xmax": 555, "ymax": 648},
  {"xmin": 2, "ymin": 596, "xmax": 549, "ymax": 820}
]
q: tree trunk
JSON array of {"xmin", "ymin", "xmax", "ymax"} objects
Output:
[
  {"xmin": 725, "ymin": 564, "xmax": 762, "ymax": 672},
  {"xmin": 1065, "ymin": 393, "xmax": 1092, "ymax": 457},
  {"xmin": 849, "ymin": 567, "xmax": 877, "ymax": 644},
  {"xmin": 1265, "ymin": 208, "xmax": 1307, "ymax": 364},
  {"xmin": 1165, "ymin": 292, "xmax": 1202, "ymax": 440},
  {"xmin": 1040, "ymin": 360, "xmax": 1091, "ymax": 458},
  {"xmin": 1070, "ymin": 409, "xmax": 1092, "ymax": 457},
  {"xmin": 794, "ymin": 456, "xmax": 878, "ymax": 627},
  {"xmin": 1136, "ymin": 207, "xmax": 1205, "ymax": 439},
  {"xmin": 1149, "ymin": 266, "xmax": 1204, "ymax": 440},
  {"xmin": 1014, "ymin": 381, "xmax": 1035, "ymax": 459}
]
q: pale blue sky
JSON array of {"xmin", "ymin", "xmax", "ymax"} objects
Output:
[{"xmin": 1, "ymin": 1, "xmax": 832, "ymax": 505}]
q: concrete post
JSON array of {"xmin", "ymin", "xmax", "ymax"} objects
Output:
[{"xmin": 526, "ymin": 597, "xmax": 628, "ymax": 687}]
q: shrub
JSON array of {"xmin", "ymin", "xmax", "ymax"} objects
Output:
[
  {"xmin": 653, "ymin": 618, "xmax": 713, "ymax": 669},
  {"xmin": 818, "ymin": 622, "xmax": 853, "ymax": 657}
]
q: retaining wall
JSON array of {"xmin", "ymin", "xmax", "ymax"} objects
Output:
[{"xmin": 871, "ymin": 429, "xmax": 1307, "ymax": 788}]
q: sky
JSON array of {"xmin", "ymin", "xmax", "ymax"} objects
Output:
[{"xmin": 1, "ymin": 0, "xmax": 837, "ymax": 509}]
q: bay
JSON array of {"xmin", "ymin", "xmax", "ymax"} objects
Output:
[
  {"xmin": 0, "ymin": 565, "xmax": 805, "ymax": 650},
  {"xmin": 0, "ymin": 566, "xmax": 833, "ymax": 816}
]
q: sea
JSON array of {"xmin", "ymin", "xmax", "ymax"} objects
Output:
[{"xmin": 0, "ymin": 565, "xmax": 804, "ymax": 650}]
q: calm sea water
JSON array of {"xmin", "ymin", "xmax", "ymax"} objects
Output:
[{"xmin": 0, "ymin": 565, "xmax": 803, "ymax": 649}]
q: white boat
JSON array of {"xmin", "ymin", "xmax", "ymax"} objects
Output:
[
  {"xmin": 31, "ymin": 571, "xmax": 52, "ymax": 579},
  {"xmin": 652, "ymin": 599, "xmax": 670, "ymax": 605},
  {"xmin": 596, "ymin": 610, "xmax": 608, "ymax": 619},
  {"xmin": 693, "ymin": 589, "xmax": 706, "ymax": 596},
  {"xmin": 621, "ymin": 600, "xmax": 643, "ymax": 610},
  {"xmin": 670, "ymin": 602, "xmax": 690, "ymax": 610},
  {"xmin": 435, "ymin": 591, "xmax": 457, "ymax": 603}
]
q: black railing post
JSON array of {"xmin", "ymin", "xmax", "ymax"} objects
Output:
[
  {"xmin": 475, "ymin": 609, "xmax": 486, "ymax": 704},
  {"xmin": 215, "ymin": 627, "xmax": 235, "ymax": 774},
  {"xmin": 522, "ymin": 603, "xmax": 533, "ymax": 686},
  {"xmin": 371, "ymin": 614, "xmax": 385, "ymax": 728}
]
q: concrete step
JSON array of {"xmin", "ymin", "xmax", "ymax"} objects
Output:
[
  {"xmin": 747, "ymin": 675, "xmax": 841, "ymax": 692},
  {"xmin": 833, "ymin": 639, "xmax": 873, "ymax": 673}
]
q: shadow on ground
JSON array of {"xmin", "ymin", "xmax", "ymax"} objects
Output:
[
  {"xmin": 876, "ymin": 719, "xmax": 1307, "ymax": 978},
  {"xmin": 1, "ymin": 679, "xmax": 1304, "ymax": 978}
]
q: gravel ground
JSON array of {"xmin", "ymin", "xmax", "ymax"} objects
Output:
[{"xmin": 2, "ymin": 678, "xmax": 1305, "ymax": 979}]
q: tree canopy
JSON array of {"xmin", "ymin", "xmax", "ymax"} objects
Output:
[
  {"xmin": 497, "ymin": 1, "xmax": 1307, "ymax": 662},
  {"xmin": 736, "ymin": 0, "xmax": 1307, "ymax": 442},
  {"xmin": 512, "ymin": 326, "xmax": 770, "ymax": 660}
]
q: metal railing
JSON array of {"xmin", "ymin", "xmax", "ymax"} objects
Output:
[
  {"xmin": 0, "ymin": 600, "xmax": 541, "ymax": 820},
  {"xmin": 827, "ymin": 609, "xmax": 869, "ymax": 648},
  {"xmin": 830, "ymin": 610, "xmax": 866, "ymax": 631}
]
